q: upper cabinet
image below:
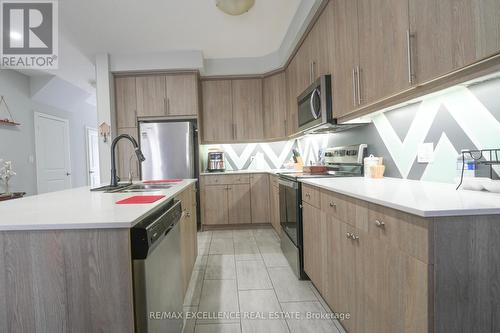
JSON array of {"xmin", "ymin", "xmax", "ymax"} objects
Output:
[
  {"xmin": 331, "ymin": 0, "xmax": 361, "ymax": 118},
  {"xmin": 232, "ymin": 79, "xmax": 264, "ymax": 141},
  {"xmin": 135, "ymin": 75, "xmax": 167, "ymax": 117},
  {"xmin": 165, "ymin": 74, "xmax": 199, "ymax": 116},
  {"xmin": 409, "ymin": 0, "xmax": 500, "ymax": 84},
  {"xmin": 285, "ymin": 55, "xmax": 299, "ymax": 136},
  {"xmin": 134, "ymin": 73, "xmax": 199, "ymax": 118},
  {"xmin": 263, "ymin": 72, "xmax": 287, "ymax": 140},
  {"xmin": 201, "ymin": 80, "xmax": 234, "ymax": 143},
  {"xmin": 309, "ymin": 0, "xmax": 335, "ymax": 79},
  {"xmin": 357, "ymin": 0, "xmax": 411, "ymax": 105},
  {"xmin": 115, "ymin": 76, "xmax": 137, "ymax": 128}
]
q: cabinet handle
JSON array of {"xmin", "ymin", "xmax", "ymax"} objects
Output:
[
  {"xmin": 305, "ymin": 193, "xmax": 311, "ymax": 198},
  {"xmin": 356, "ymin": 66, "xmax": 362, "ymax": 105},
  {"xmin": 164, "ymin": 97, "xmax": 168, "ymax": 115},
  {"xmin": 232, "ymin": 124, "xmax": 237, "ymax": 139},
  {"xmin": 352, "ymin": 68, "xmax": 358, "ymax": 106},
  {"xmin": 346, "ymin": 232, "xmax": 352, "ymax": 239},
  {"xmin": 351, "ymin": 234, "xmax": 360, "ymax": 241},
  {"xmin": 329, "ymin": 202, "xmax": 336, "ymax": 209},
  {"xmin": 375, "ymin": 220, "xmax": 385, "ymax": 228},
  {"xmin": 312, "ymin": 61, "xmax": 316, "ymax": 82},
  {"xmin": 406, "ymin": 30, "xmax": 415, "ymax": 84}
]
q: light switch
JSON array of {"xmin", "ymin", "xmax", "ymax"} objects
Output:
[{"xmin": 418, "ymin": 143, "xmax": 434, "ymax": 163}]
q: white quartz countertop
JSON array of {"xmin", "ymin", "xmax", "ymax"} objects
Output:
[
  {"xmin": 0, "ymin": 179, "xmax": 197, "ymax": 231},
  {"xmin": 301, "ymin": 177, "xmax": 500, "ymax": 218}
]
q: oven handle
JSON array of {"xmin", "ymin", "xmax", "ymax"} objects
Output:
[{"xmin": 279, "ymin": 178, "xmax": 299, "ymax": 189}]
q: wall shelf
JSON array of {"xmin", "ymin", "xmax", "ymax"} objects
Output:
[{"xmin": 0, "ymin": 96, "xmax": 20, "ymax": 127}]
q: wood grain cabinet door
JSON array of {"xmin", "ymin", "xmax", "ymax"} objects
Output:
[
  {"xmin": 115, "ymin": 77, "xmax": 137, "ymax": 128},
  {"xmin": 285, "ymin": 56, "xmax": 299, "ymax": 136},
  {"xmin": 249, "ymin": 174, "xmax": 270, "ymax": 224},
  {"xmin": 310, "ymin": 0, "xmax": 335, "ymax": 79},
  {"xmin": 201, "ymin": 80, "xmax": 234, "ymax": 143},
  {"xmin": 232, "ymin": 79, "xmax": 264, "ymax": 141},
  {"xmin": 409, "ymin": 0, "xmax": 500, "ymax": 84},
  {"xmin": 357, "ymin": 0, "xmax": 411, "ymax": 104},
  {"xmin": 263, "ymin": 72, "xmax": 287, "ymax": 140},
  {"xmin": 228, "ymin": 184, "xmax": 252, "ymax": 224},
  {"xmin": 302, "ymin": 202, "xmax": 325, "ymax": 293},
  {"xmin": 165, "ymin": 74, "xmax": 199, "ymax": 117},
  {"xmin": 331, "ymin": 0, "xmax": 361, "ymax": 118},
  {"xmin": 203, "ymin": 185, "xmax": 229, "ymax": 225},
  {"xmin": 136, "ymin": 75, "xmax": 167, "ymax": 117}
]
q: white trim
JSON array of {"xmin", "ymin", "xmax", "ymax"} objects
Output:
[
  {"xmin": 85, "ymin": 126, "xmax": 98, "ymax": 186},
  {"xmin": 34, "ymin": 112, "xmax": 72, "ymax": 193}
]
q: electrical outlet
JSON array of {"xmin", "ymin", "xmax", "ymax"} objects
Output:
[{"xmin": 418, "ymin": 143, "xmax": 434, "ymax": 163}]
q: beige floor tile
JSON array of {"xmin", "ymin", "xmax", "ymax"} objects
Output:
[
  {"xmin": 234, "ymin": 240, "xmax": 261, "ymax": 261},
  {"xmin": 184, "ymin": 269, "xmax": 205, "ymax": 306},
  {"xmin": 194, "ymin": 255, "xmax": 209, "ymax": 271},
  {"xmin": 236, "ymin": 260, "xmax": 273, "ymax": 290},
  {"xmin": 261, "ymin": 252, "xmax": 289, "ymax": 267},
  {"xmin": 212, "ymin": 230, "xmax": 234, "ymax": 239},
  {"xmin": 268, "ymin": 267, "xmax": 317, "ymax": 302},
  {"xmin": 205, "ymin": 255, "xmax": 236, "ymax": 280},
  {"xmin": 198, "ymin": 280, "xmax": 239, "ymax": 324},
  {"xmin": 209, "ymin": 238, "xmax": 234, "ymax": 255},
  {"xmin": 280, "ymin": 301, "xmax": 339, "ymax": 333},
  {"xmin": 194, "ymin": 323, "xmax": 241, "ymax": 333}
]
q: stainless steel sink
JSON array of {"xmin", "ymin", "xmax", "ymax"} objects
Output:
[{"xmin": 91, "ymin": 183, "xmax": 174, "ymax": 193}]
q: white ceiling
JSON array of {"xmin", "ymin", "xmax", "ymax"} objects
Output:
[{"xmin": 60, "ymin": 0, "xmax": 301, "ymax": 59}]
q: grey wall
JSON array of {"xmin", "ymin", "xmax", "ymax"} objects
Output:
[{"xmin": 0, "ymin": 69, "xmax": 97, "ymax": 195}]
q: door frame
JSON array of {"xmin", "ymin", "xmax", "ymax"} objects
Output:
[
  {"xmin": 85, "ymin": 126, "xmax": 99, "ymax": 186},
  {"xmin": 34, "ymin": 112, "xmax": 72, "ymax": 193}
]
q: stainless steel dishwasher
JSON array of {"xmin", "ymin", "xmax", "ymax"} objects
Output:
[{"xmin": 131, "ymin": 199, "xmax": 183, "ymax": 333}]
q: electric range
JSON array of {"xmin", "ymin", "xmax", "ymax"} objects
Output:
[{"xmin": 278, "ymin": 144, "xmax": 367, "ymax": 280}]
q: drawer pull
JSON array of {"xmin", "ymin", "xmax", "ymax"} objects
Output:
[
  {"xmin": 346, "ymin": 232, "xmax": 352, "ymax": 239},
  {"xmin": 305, "ymin": 193, "xmax": 311, "ymax": 198},
  {"xmin": 351, "ymin": 234, "xmax": 359, "ymax": 241},
  {"xmin": 375, "ymin": 220, "xmax": 385, "ymax": 228},
  {"xmin": 329, "ymin": 202, "xmax": 336, "ymax": 208}
]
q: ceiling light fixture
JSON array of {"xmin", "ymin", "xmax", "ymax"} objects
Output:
[{"xmin": 216, "ymin": 0, "xmax": 255, "ymax": 16}]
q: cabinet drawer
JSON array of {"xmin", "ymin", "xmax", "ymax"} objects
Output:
[
  {"xmin": 302, "ymin": 184, "xmax": 320, "ymax": 208},
  {"xmin": 202, "ymin": 174, "xmax": 250, "ymax": 185},
  {"xmin": 368, "ymin": 203, "xmax": 430, "ymax": 263},
  {"xmin": 321, "ymin": 190, "xmax": 368, "ymax": 232}
]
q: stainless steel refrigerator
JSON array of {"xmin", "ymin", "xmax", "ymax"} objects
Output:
[{"xmin": 139, "ymin": 121, "xmax": 197, "ymax": 180}]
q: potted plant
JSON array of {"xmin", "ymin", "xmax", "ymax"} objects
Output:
[{"xmin": 0, "ymin": 159, "xmax": 16, "ymax": 195}]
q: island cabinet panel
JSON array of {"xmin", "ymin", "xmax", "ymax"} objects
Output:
[
  {"xmin": 249, "ymin": 173, "xmax": 270, "ymax": 224},
  {"xmin": 135, "ymin": 75, "xmax": 167, "ymax": 117},
  {"xmin": 115, "ymin": 76, "xmax": 137, "ymax": 128},
  {"xmin": 177, "ymin": 183, "xmax": 198, "ymax": 295},
  {"xmin": 0, "ymin": 229, "xmax": 135, "ymax": 333},
  {"xmin": 357, "ymin": 0, "xmax": 411, "ymax": 105},
  {"xmin": 409, "ymin": 0, "xmax": 500, "ymax": 85},
  {"xmin": 302, "ymin": 202, "xmax": 327, "ymax": 294},
  {"xmin": 201, "ymin": 80, "xmax": 234, "ymax": 143}
]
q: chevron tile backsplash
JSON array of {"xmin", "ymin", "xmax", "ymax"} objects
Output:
[{"xmin": 201, "ymin": 76, "xmax": 500, "ymax": 184}]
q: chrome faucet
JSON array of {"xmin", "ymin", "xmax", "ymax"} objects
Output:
[{"xmin": 110, "ymin": 134, "xmax": 145, "ymax": 187}]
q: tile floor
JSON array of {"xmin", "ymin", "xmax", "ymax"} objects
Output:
[{"xmin": 182, "ymin": 227, "xmax": 346, "ymax": 333}]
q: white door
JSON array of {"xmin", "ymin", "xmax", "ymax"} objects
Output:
[
  {"xmin": 34, "ymin": 112, "xmax": 72, "ymax": 193},
  {"xmin": 86, "ymin": 127, "xmax": 100, "ymax": 187}
]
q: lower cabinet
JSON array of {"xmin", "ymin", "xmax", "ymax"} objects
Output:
[
  {"xmin": 177, "ymin": 183, "xmax": 198, "ymax": 296},
  {"xmin": 269, "ymin": 176, "xmax": 281, "ymax": 234},
  {"xmin": 201, "ymin": 174, "xmax": 272, "ymax": 226},
  {"xmin": 250, "ymin": 173, "xmax": 270, "ymax": 224},
  {"xmin": 303, "ymin": 186, "xmax": 430, "ymax": 333}
]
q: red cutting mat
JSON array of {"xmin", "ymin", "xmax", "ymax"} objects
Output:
[
  {"xmin": 142, "ymin": 179, "xmax": 182, "ymax": 184},
  {"xmin": 116, "ymin": 195, "xmax": 165, "ymax": 204}
]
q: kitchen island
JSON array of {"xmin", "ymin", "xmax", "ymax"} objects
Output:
[{"xmin": 0, "ymin": 180, "xmax": 197, "ymax": 333}]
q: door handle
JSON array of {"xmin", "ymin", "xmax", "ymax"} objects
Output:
[
  {"xmin": 356, "ymin": 66, "xmax": 362, "ymax": 105},
  {"xmin": 352, "ymin": 68, "xmax": 358, "ymax": 106},
  {"xmin": 406, "ymin": 30, "xmax": 415, "ymax": 84},
  {"xmin": 66, "ymin": 172, "xmax": 71, "ymax": 176}
]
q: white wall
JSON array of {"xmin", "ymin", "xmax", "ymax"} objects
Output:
[{"xmin": 0, "ymin": 69, "xmax": 97, "ymax": 195}]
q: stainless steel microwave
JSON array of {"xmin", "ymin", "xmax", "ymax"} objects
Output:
[{"xmin": 297, "ymin": 75, "xmax": 333, "ymax": 133}]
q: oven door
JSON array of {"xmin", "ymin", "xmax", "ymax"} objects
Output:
[{"xmin": 279, "ymin": 178, "xmax": 299, "ymax": 246}]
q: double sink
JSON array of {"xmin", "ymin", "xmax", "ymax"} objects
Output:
[{"xmin": 92, "ymin": 183, "xmax": 174, "ymax": 193}]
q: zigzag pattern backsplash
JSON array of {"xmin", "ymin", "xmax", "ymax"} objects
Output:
[{"xmin": 201, "ymin": 76, "xmax": 500, "ymax": 184}]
